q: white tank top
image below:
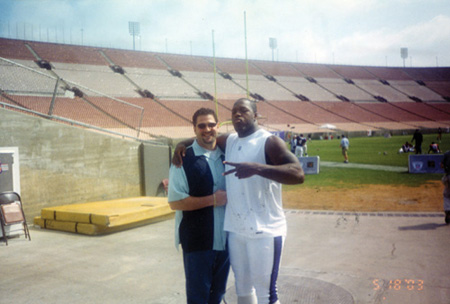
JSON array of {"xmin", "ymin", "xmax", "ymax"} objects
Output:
[{"xmin": 224, "ymin": 128, "xmax": 286, "ymax": 237}]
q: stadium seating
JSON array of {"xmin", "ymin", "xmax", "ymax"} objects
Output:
[
  {"xmin": 403, "ymin": 67, "xmax": 450, "ymax": 81},
  {"xmin": 353, "ymin": 79, "xmax": 409, "ymax": 102},
  {"xmin": 315, "ymin": 77, "xmax": 377, "ymax": 102},
  {"xmin": 394, "ymin": 102, "xmax": 450, "ymax": 121},
  {"xmin": 103, "ymin": 49, "xmax": 166, "ymax": 70},
  {"xmin": 426, "ymin": 81, "xmax": 450, "ymax": 99},
  {"xmin": 181, "ymin": 70, "xmax": 248, "ymax": 99},
  {"xmin": 124, "ymin": 67, "xmax": 200, "ymax": 98},
  {"xmin": 229, "ymin": 73, "xmax": 297, "ymax": 101},
  {"xmin": 274, "ymin": 76, "xmax": 339, "ymax": 102},
  {"xmin": 214, "ymin": 57, "xmax": 260, "ymax": 74},
  {"xmin": 26, "ymin": 41, "xmax": 106, "ymax": 65},
  {"xmin": 251, "ymin": 60, "xmax": 301, "ymax": 77},
  {"xmin": 388, "ymin": 80, "xmax": 445, "ymax": 102},
  {"xmin": 364, "ymin": 66, "xmax": 412, "ymax": 80},
  {"xmin": 0, "ymin": 59, "xmax": 57, "ymax": 95},
  {"xmin": 328, "ymin": 65, "xmax": 378, "ymax": 80},
  {"xmin": 0, "ymin": 38, "xmax": 36, "ymax": 60},
  {"xmin": 157, "ymin": 53, "xmax": 213, "ymax": 72},
  {"xmin": 1, "ymin": 37, "xmax": 450, "ymax": 139},
  {"xmin": 51, "ymin": 62, "xmax": 141, "ymax": 97},
  {"xmin": 291, "ymin": 62, "xmax": 340, "ymax": 78}
]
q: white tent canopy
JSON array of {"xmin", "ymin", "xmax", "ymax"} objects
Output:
[{"xmin": 319, "ymin": 123, "xmax": 337, "ymax": 130}]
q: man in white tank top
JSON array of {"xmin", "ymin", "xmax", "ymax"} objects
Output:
[
  {"xmin": 173, "ymin": 99, "xmax": 304, "ymax": 303},
  {"xmin": 221, "ymin": 99, "xmax": 304, "ymax": 304}
]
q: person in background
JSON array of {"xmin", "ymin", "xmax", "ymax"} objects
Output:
[
  {"xmin": 411, "ymin": 129, "xmax": 423, "ymax": 154},
  {"xmin": 299, "ymin": 134, "xmax": 307, "ymax": 156},
  {"xmin": 340, "ymin": 134, "xmax": 350, "ymax": 163},
  {"xmin": 290, "ymin": 134, "xmax": 298, "ymax": 154},
  {"xmin": 428, "ymin": 142, "xmax": 441, "ymax": 154},
  {"xmin": 168, "ymin": 107, "xmax": 229, "ymax": 304},
  {"xmin": 440, "ymin": 150, "xmax": 450, "ymax": 225},
  {"xmin": 294, "ymin": 135, "xmax": 303, "ymax": 158},
  {"xmin": 398, "ymin": 142, "xmax": 414, "ymax": 154}
]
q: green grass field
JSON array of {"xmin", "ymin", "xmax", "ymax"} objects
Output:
[
  {"xmin": 173, "ymin": 132, "xmax": 448, "ymax": 189},
  {"xmin": 285, "ymin": 133, "xmax": 448, "ymax": 189}
]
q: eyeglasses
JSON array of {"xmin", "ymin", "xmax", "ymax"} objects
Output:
[{"xmin": 197, "ymin": 123, "xmax": 217, "ymax": 129}]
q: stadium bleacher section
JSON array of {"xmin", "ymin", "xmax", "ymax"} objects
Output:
[
  {"xmin": 181, "ymin": 70, "xmax": 247, "ymax": 100},
  {"xmin": 51, "ymin": 62, "xmax": 141, "ymax": 97},
  {"xmin": 364, "ymin": 66, "xmax": 412, "ymax": 80},
  {"xmin": 26, "ymin": 40, "xmax": 106, "ymax": 65},
  {"xmin": 315, "ymin": 77, "xmax": 377, "ymax": 102},
  {"xmin": 0, "ymin": 38, "xmax": 36, "ymax": 60},
  {"xmin": 251, "ymin": 60, "xmax": 301, "ymax": 77},
  {"xmin": 426, "ymin": 81, "xmax": 450, "ymax": 99},
  {"xmin": 0, "ymin": 58, "xmax": 58, "ymax": 95},
  {"xmin": 353, "ymin": 79, "xmax": 409, "ymax": 102},
  {"xmin": 1, "ymin": 37, "xmax": 450, "ymax": 139},
  {"xmin": 330, "ymin": 64, "xmax": 378, "ymax": 80},
  {"xmin": 157, "ymin": 53, "xmax": 214, "ymax": 72},
  {"xmin": 103, "ymin": 49, "xmax": 166, "ymax": 70},
  {"xmin": 274, "ymin": 76, "xmax": 339, "ymax": 102},
  {"xmin": 125, "ymin": 67, "xmax": 199, "ymax": 99},
  {"xmin": 228, "ymin": 73, "xmax": 297, "ymax": 101},
  {"xmin": 388, "ymin": 80, "xmax": 446, "ymax": 102},
  {"xmin": 214, "ymin": 56, "xmax": 260, "ymax": 74},
  {"xmin": 291, "ymin": 62, "xmax": 340, "ymax": 78},
  {"xmin": 403, "ymin": 67, "xmax": 450, "ymax": 82}
]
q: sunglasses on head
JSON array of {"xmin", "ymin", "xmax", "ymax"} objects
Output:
[{"xmin": 197, "ymin": 122, "xmax": 217, "ymax": 129}]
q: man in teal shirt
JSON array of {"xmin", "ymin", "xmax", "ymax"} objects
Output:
[{"xmin": 168, "ymin": 107, "xmax": 229, "ymax": 304}]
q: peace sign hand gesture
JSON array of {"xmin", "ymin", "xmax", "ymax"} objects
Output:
[{"xmin": 223, "ymin": 161, "xmax": 261, "ymax": 179}]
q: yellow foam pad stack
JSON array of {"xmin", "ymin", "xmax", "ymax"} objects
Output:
[{"xmin": 34, "ymin": 197, "xmax": 174, "ymax": 235}]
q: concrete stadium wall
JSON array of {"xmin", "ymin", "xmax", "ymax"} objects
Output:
[{"xmin": 0, "ymin": 108, "xmax": 170, "ymax": 219}]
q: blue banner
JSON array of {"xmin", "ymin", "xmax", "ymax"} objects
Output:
[{"xmin": 408, "ymin": 154, "xmax": 444, "ymax": 174}]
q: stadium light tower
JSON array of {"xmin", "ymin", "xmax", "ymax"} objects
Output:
[
  {"xmin": 129, "ymin": 21, "xmax": 140, "ymax": 51},
  {"xmin": 269, "ymin": 37, "xmax": 277, "ymax": 62},
  {"xmin": 400, "ymin": 47, "xmax": 408, "ymax": 68}
]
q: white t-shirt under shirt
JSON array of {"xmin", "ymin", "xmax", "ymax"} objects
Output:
[{"xmin": 224, "ymin": 128, "xmax": 286, "ymax": 238}]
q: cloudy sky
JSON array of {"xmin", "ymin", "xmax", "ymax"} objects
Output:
[{"xmin": 1, "ymin": 0, "xmax": 449, "ymax": 67}]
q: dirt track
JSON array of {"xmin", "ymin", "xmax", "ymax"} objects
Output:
[{"xmin": 283, "ymin": 181, "xmax": 444, "ymax": 212}]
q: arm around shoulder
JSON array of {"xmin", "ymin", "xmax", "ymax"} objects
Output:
[
  {"xmin": 216, "ymin": 133, "xmax": 230, "ymax": 152},
  {"xmin": 171, "ymin": 138, "xmax": 195, "ymax": 167}
]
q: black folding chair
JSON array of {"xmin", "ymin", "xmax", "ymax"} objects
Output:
[{"xmin": 0, "ymin": 191, "xmax": 31, "ymax": 245}]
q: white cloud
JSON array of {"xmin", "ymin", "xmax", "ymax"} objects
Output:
[
  {"xmin": 1, "ymin": 0, "xmax": 449, "ymax": 66},
  {"xmin": 332, "ymin": 14, "xmax": 450, "ymax": 66}
]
